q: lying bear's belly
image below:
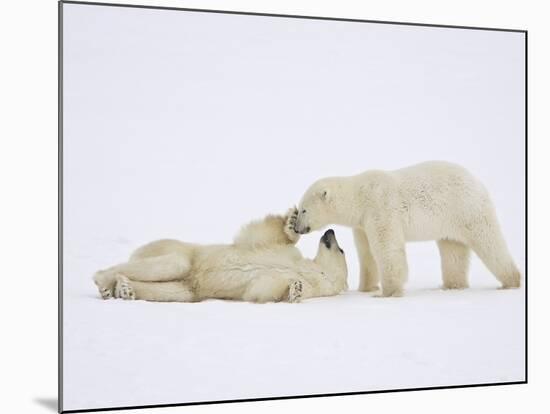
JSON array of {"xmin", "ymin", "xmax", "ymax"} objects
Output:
[{"xmin": 191, "ymin": 246, "xmax": 302, "ymax": 299}]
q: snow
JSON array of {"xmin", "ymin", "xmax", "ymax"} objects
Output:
[{"xmin": 63, "ymin": 236, "xmax": 525, "ymax": 411}]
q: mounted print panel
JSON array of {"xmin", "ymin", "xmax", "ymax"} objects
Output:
[{"xmin": 60, "ymin": 1, "xmax": 526, "ymax": 412}]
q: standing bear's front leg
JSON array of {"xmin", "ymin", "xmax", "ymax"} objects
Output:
[
  {"xmin": 353, "ymin": 228, "xmax": 380, "ymax": 292},
  {"xmin": 364, "ymin": 216, "xmax": 408, "ymax": 297}
]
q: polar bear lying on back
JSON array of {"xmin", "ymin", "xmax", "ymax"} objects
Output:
[
  {"xmin": 93, "ymin": 209, "xmax": 348, "ymax": 303},
  {"xmin": 293, "ymin": 161, "xmax": 521, "ymax": 297}
]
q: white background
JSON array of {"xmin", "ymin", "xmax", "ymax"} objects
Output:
[{"xmin": 0, "ymin": 0, "xmax": 547, "ymax": 414}]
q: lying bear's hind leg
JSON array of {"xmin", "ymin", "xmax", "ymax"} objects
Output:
[
  {"xmin": 93, "ymin": 270, "xmax": 118, "ymax": 299},
  {"xmin": 124, "ymin": 280, "xmax": 196, "ymax": 302},
  {"xmin": 114, "ymin": 274, "xmax": 135, "ymax": 300},
  {"xmin": 94, "ymin": 253, "xmax": 192, "ymax": 299},
  {"xmin": 437, "ymin": 239, "xmax": 470, "ymax": 289},
  {"xmin": 110, "ymin": 253, "xmax": 191, "ymax": 282}
]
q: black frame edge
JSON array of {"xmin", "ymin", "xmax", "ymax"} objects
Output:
[
  {"xmin": 58, "ymin": 1, "xmax": 64, "ymax": 413},
  {"xmin": 524, "ymin": 30, "xmax": 529, "ymax": 383},
  {"xmin": 61, "ymin": 381, "xmax": 527, "ymax": 413},
  {"xmin": 59, "ymin": 0, "xmax": 527, "ymax": 33}
]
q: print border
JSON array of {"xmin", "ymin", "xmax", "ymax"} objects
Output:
[{"xmin": 58, "ymin": 1, "xmax": 528, "ymax": 412}]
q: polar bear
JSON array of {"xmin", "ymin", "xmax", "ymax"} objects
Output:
[
  {"xmin": 293, "ymin": 161, "xmax": 521, "ymax": 297},
  {"xmin": 93, "ymin": 209, "xmax": 348, "ymax": 303}
]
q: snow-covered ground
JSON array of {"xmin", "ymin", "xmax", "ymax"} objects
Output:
[{"xmin": 63, "ymin": 236, "xmax": 525, "ymax": 411}]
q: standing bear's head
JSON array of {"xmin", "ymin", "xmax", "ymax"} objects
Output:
[{"xmin": 294, "ymin": 177, "xmax": 350, "ymax": 234}]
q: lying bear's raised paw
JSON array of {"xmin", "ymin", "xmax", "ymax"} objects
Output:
[{"xmin": 284, "ymin": 207, "xmax": 300, "ymax": 243}]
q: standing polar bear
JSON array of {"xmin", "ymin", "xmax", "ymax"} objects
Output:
[
  {"xmin": 293, "ymin": 161, "xmax": 521, "ymax": 297},
  {"xmin": 93, "ymin": 209, "xmax": 348, "ymax": 303}
]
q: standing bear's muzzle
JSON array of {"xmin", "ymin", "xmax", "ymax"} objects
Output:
[{"xmin": 293, "ymin": 212, "xmax": 311, "ymax": 234}]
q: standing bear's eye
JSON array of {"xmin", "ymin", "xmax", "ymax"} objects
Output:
[{"xmin": 302, "ymin": 209, "xmax": 306, "ymax": 214}]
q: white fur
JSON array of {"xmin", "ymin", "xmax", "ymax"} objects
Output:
[
  {"xmin": 294, "ymin": 161, "xmax": 521, "ymax": 297},
  {"xmin": 93, "ymin": 209, "xmax": 348, "ymax": 303}
]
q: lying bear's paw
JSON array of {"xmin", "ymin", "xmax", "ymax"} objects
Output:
[
  {"xmin": 99, "ymin": 286, "xmax": 113, "ymax": 299},
  {"xmin": 288, "ymin": 279, "xmax": 303, "ymax": 303},
  {"xmin": 114, "ymin": 274, "xmax": 136, "ymax": 300},
  {"xmin": 94, "ymin": 270, "xmax": 117, "ymax": 299},
  {"xmin": 284, "ymin": 207, "xmax": 300, "ymax": 243}
]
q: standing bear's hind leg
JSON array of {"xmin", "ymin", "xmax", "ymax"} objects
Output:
[
  {"xmin": 466, "ymin": 217, "xmax": 521, "ymax": 289},
  {"xmin": 437, "ymin": 239, "xmax": 470, "ymax": 289}
]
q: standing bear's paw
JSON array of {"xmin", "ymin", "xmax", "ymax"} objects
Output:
[
  {"xmin": 375, "ymin": 283, "xmax": 404, "ymax": 298},
  {"xmin": 500, "ymin": 270, "xmax": 521, "ymax": 289},
  {"xmin": 114, "ymin": 274, "xmax": 136, "ymax": 300},
  {"xmin": 358, "ymin": 284, "xmax": 380, "ymax": 293},
  {"xmin": 284, "ymin": 206, "xmax": 300, "ymax": 244},
  {"xmin": 442, "ymin": 281, "xmax": 469, "ymax": 290},
  {"xmin": 288, "ymin": 279, "xmax": 303, "ymax": 303}
]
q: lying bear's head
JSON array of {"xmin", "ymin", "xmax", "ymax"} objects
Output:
[{"xmin": 314, "ymin": 229, "xmax": 348, "ymax": 289}]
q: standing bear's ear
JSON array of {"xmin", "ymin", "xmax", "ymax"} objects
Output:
[{"xmin": 320, "ymin": 190, "xmax": 328, "ymax": 201}]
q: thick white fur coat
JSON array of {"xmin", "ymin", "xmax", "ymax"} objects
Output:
[
  {"xmin": 94, "ymin": 210, "xmax": 348, "ymax": 303},
  {"xmin": 294, "ymin": 161, "xmax": 521, "ymax": 297}
]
